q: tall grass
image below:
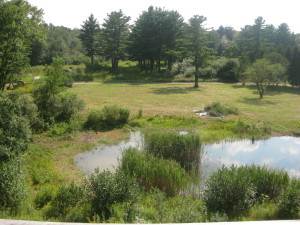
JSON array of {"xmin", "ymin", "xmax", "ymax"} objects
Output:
[
  {"xmin": 144, "ymin": 132, "xmax": 201, "ymax": 172},
  {"xmin": 120, "ymin": 148, "xmax": 192, "ymax": 196}
]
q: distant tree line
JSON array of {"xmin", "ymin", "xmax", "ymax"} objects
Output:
[{"xmin": 1, "ymin": 1, "xmax": 300, "ymax": 90}]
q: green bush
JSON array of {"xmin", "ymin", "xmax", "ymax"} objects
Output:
[
  {"xmin": 204, "ymin": 102, "xmax": 239, "ymax": 117},
  {"xmin": 217, "ymin": 58, "xmax": 240, "ymax": 81},
  {"xmin": 0, "ymin": 157, "xmax": 27, "ymax": 212},
  {"xmin": 85, "ymin": 105, "xmax": 130, "ymax": 130},
  {"xmin": 120, "ymin": 148, "xmax": 192, "ymax": 196},
  {"xmin": 204, "ymin": 164, "xmax": 291, "ymax": 219},
  {"xmin": 0, "ymin": 92, "xmax": 33, "ymax": 159},
  {"xmin": 144, "ymin": 132, "xmax": 201, "ymax": 172},
  {"xmin": 136, "ymin": 190, "xmax": 207, "ymax": 223},
  {"xmin": 45, "ymin": 182, "xmax": 85, "ymax": 220},
  {"xmin": 34, "ymin": 185, "xmax": 56, "ymax": 209},
  {"xmin": 87, "ymin": 169, "xmax": 139, "ymax": 221},
  {"xmin": 204, "ymin": 165, "xmax": 255, "ymax": 219},
  {"xmin": 278, "ymin": 179, "xmax": 300, "ymax": 219}
]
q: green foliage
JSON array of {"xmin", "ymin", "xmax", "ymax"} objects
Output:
[
  {"xmin": 0, "ymin": 92, "xmax": 34, "ymax": 159},
  {"xmin": 278, "ymin": 179, "xmax": 300, "ymax": 219},
  {"xmin": 0, "ymin": 156, "xmax": 27, "ymax": 212},
  {"xmin": 204, "ymin": 165, "xmax": 290, "ymax": 219},
  {"xmin": 87, "ymin": 169, "xmax": 139, "ymax": 221},
  {"xmin": 217, "ymin": 58, "xmax": 240, "ymax": 81},
  {"xmin": 204, "ymin": 165, "xmax": 255, "ymax": 219},
  {"xmin": 144, "ymin": 132, "xmax": 201, "ymax": 172},
  {"xmin": 34, "ymin": 185, "xmax": 56, "ymax": 209},
  {"xmin": 79, "ymin": 14, "xmax": 100, "ymax": 65},
  {"xmin": 136, "ymin": 190, "xmax": 207, "ymax": 223},
  {"xmin": 45, "ymin": 182, "xmax": 85, "ymax": 220},
  {"xmin": 0, "ymin": 0, "xmax": 46, "ymax": 91},
  {"xmin": 102, "ymin": 10, "xmax": 130, "ymax": 71},
  {"xmin": 204, "ymin": 102, "xmax": 239, "ymax": 117},
  {"xmin": 34, "ymin": 58, "xmax": 84, "ymax": 125},
  {"xmin": 85, "ymin": 105, "xmax": 130, "ymax": 130},
  {"xmin": 244, "ymin": 58, "xmax": 286, "ymax": 98},
  {"xmin": 246, "ymin": 202, "xmax": 278, "ymax": 220},
  {"xmin": 120, "ymin": 148, "xmax": 192, "ymax": 196}
]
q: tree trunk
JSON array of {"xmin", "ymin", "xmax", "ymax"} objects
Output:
[{"xmin": 194, "ymin": 65, "xmax": 199, "ymax": 88}]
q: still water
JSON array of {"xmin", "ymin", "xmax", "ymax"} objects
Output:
[
  {"xmin": 75, "ymin": 131, "xmax": 143, "ymax": 174},
  {"xmin": 75, "ymin": 132, "xmax": 300, "ymax": 179},
  {"xmin": 202, "ymin": 136, "xmax": 300, "ymax": 179}
]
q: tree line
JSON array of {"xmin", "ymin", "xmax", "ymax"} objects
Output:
[{"xmin": 1, "ymin": 1, "xmax": 300, "ymax": 91}]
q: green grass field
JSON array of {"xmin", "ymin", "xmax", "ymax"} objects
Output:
[{"xmin": 71, "ymin": 83, "xmax": 300, "ymax": 136}]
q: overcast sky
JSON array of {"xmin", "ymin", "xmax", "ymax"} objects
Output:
[{"xmin": 27, "ymin": 0, "xmax": 300, "ymax": 33}]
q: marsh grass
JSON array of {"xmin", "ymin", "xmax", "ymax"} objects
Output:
[
  {"xmin": 120, "ymin": 148, "xmax": 192, "ymax": 196},
  {"xmin": 144, "ymin": 132, "xmax": 201, "ymax": 172}
]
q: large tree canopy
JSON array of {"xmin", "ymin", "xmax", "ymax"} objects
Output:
[{"xmin": 0, "ymin": 0, "xmax": 45, "ymax": 91}]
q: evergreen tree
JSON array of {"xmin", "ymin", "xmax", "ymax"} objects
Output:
[
  {"xmin": 186, "ymin": 15, "xmax": 214, "ymax": 88},
  {"xmin": 288, "ymin": 47, "xmax": 300, "ymax": 87},
  {"xmin": 79, "ymin": 14, "xmax": 100, "ymax": 65},
  {"xmin": 102, "ymin": 10, "xmax": 130, "ymax": 71}
]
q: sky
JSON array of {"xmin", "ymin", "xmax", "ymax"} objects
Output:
[{"xmin": 27, "ymin": 0, "xmax": 300, "ymax": 33}]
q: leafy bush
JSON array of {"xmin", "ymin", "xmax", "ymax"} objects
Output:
[
  {"xmin": 85, "ymin": 105, "xmax": 130, "ymax": 130},
  {"xmin": 217, "ymin": 58, "xmax": 240, "ymax": 81},
  {"xmin": 0, "ymin": 157, "xmax": 27, "ymax": 212},
  {"xmin": 35, "ymin": 185, "xmax": 56, "ymax": 209},
  {"xmin": 87, "ymin": 169, "xmax": 139, "ymax": 221},
  {"xmin": 204, "ymin": 102, "xmax": 239, "ymax": 117},
  {"xmin": 204, "ymin": 165, "xmax": 255, "ymax": 219},
  {"xmin": 278, "ymin": 179, "xmax": 300, "ymax": 219},
  {"xmin": 144, "ymin": 132, "xmax": 201, "ymax": 172},
  {"xmin": 120, "ymin": 148, "xmax": 192, "ymax": 196},
  {"xmin": 204, "ymin": 164, "xmax": 291, "ymax": 219},
  {"xmin": 0, "ymin": 92, "xmax": 33, "ymax": 159},
  {"xmin": 45, "ymin": 182, "xmax": 85, "ymax": 220},
  {"xmin": 136, "ymin": 190, "xmax": 207, "ymax": 223}
]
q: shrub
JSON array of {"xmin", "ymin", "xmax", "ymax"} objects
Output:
[
  {"xmin": 144, "ymin": 132, "xmax": 201, "ymax": 172},
  {"xmin": 120, "ymin": 148, "xmax": 192, "ymax": 196},
  {"xmin": 136, "ymin": 190, "xmax": 207, "ymax": 223},
  {"xmin": 204, "ymin": 165, "xmax": 255, "ymax": 219},
  {"xmin": 45, "ymin": 182, "xmax": 85, "ymax": 220},
  {"xmin": 204, "ymin": 102, "xmax": 239, "ymax": 117},
  {"xmin": 278, "ymin": 179, "xmax": 300, "ymax": 219},
  {"xmin": 217, "ymin": 58, "xmax": 240, "ymax": 81},
  {"xmin": 35, "ymin": 185, "xmax": 56, "ymax": 209},
  {"xmin": 204, "ymin": 164, "xmax": 291, "ymax": 219},
  {"xmin": 87, "ymin": 169, "xmax": 139, "ymax": 221},
  {"xmin": 0, "ymin": 157, "xmax": 27, "ymax": 212},
  {"xmin": 0, "ymin": 92, "xmax": 33, "ymax": 159},
  {"xmin": 85, "ymin": 105, "xmax": 130, "ymax": 130}
]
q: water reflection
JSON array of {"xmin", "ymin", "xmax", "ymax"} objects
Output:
[
  {"xmin": 202, "ymin": 136, "xmax": 300, "ymax": 179},
  {"xmin": 75, "ymin": 131, "xmax": 143, "ymax": 174}
]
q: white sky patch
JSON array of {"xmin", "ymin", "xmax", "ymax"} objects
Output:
[
  {"xmin": 261, "ymin": 158, "xmax": 275, "ymax": 165},
  {"xmin": 279, "ymin": 147, "xmax": 300, "ymax": 155},
  {"xmin": 27, "ymin": 0, "xmax": 300, "ymax": 33},
  {"xmin": 226, "ymin": 142, "xmax": 260, "ymax": 156}
]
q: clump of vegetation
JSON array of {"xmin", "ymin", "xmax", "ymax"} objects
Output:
[
  {"xmin": 135, "ymin": 190, "xmax": 207, "ymax": 223},
  {"xmin": 278, "ymin": 179, "xmax": 300, "ymax": 219},
  {"xmin": 45, "ymin": 182, "xmax": 85, "ymax": 221},
  {"xmin": 204, "ymin": 165, "xmax": 290, "ymax": 219},
  {"xmin": 0, "ymin": 156, "xmax": 27, "ymax": 212},
  {"xmin": 85, "ymin": 105, "xmax": 130, "ymax": 130},
  {"xmin": 120, "ymin": 148, "xmax": 192, "ymax": 196},
  {"xmin": 34, "ymin": 58, "xmax": 84, "ymax": 126},
  {"xmin": 144, "ymin": 132, "xmax": 201, "ymax": 172},
  {"xmin": 87, "ymin": 169, "xmax": 139, "ymax": 222},
  {"xmin": 204, "ymin": 102, "xmax": 239, "ymax": 117}
]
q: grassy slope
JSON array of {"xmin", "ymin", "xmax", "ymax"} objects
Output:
[{"xmin": 71, "ymin": 83, "xmax": 300, "ymax": 136}]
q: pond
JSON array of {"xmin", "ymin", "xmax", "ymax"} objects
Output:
[
  {"xmin": 75, "ymin": 132, "xmax": 300, "ymax": 179},
  {"xmin": 202, "ymin": 136, "xmax": 300, "ymax": 180}
]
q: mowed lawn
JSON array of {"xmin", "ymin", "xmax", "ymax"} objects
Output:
[{"xmin": 71, "ymin": 83, "xmax": 300, "ymax": 127}]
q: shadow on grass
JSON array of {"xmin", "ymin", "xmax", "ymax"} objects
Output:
[
  {"xmin": 150, "ymin": 86, "xmax": 203, "ymax": 95},
  {"xmin": 232, "ymin": 84, "xmax": 300, "ymax": 96},
  {"xmin": 238, "ymin": 97, "xmax": 276, "ymax": 105}
]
